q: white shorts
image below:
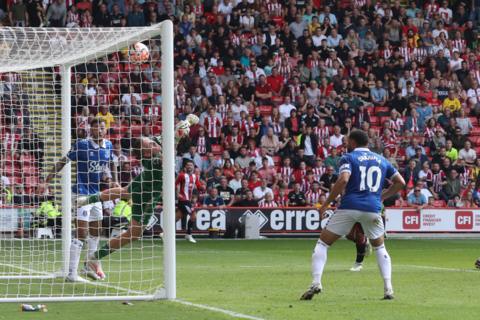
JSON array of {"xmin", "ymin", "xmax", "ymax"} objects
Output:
[
  {"xmin": 74, "ymin": 195, "xmax": 103, "ymax": 222},
  {"xmin": 325, "ymin": 209, "xmax": 384, "ymax": 240}
]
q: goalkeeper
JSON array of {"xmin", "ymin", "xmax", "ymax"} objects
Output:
[{"xmin": 78, "ymin": 115, "xmax": 198, "ymax": 268}]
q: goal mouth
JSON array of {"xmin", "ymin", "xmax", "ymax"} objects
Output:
[{"xmin": 0, "ymin": 21, "xmax": 175, "ymax": 302}]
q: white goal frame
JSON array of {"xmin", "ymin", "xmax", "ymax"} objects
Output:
[{"xmin": 0, "ymin": 20, "xmax": 176, "ymax": 302}]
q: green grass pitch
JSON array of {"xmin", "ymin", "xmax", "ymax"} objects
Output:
[{"xmin": 0, "ymin": 239, "xmax": 479, "ymax": 320}]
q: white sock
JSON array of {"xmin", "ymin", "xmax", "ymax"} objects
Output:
[
  {"xmin": 312, "ymin": 240, "xmax": 329, "ymax": 287},
  {"xmin": 374, "ymin": 244, "xmax": 392, "ymax": 291},
  {"xmin": 87, "ymin": 236, "xmax": 100, "ymax": 260},
  {"xmin": 68, "ymin": 239, "xmax": 84, "ymax": 276}
]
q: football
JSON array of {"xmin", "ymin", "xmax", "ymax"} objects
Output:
[
  {"xmin": 129, "ymin": 42, "xmax": 150, "ymax": 64},
  {"xmin": 175, "ymin": 120, "xmax": 191, "ymax": 140}
]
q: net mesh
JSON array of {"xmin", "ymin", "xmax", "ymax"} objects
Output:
[{"xmin": 0, "ymin": 26, "xmax": 166, "ymax": 300}]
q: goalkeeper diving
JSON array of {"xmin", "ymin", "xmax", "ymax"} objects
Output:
[{"xmin": 76, "ymin": 114, "xmax": 199, "ymax": 274}]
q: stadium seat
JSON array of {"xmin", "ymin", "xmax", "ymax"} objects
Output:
[
  {"xmin": 375, "ymin": 106, "xmax": 390, "ymax": 115},
  {"xmin": 211, "ymin": 144, "xmax": 223, "ymax": 155},
  {"xmin": 369, "ymin": 116, "xmax": 379, "ymax": 126},
  {"xmin": 432, "ymin": 200, "xmax": 447, "ymax": 207},
  {"xmin": 471, "ymin": 136, "xmax": 480, "ymax": 147},
  {"xmin": 470, "ymin": 127, "xmax": 480, "ymax": 136},
  {"xmin": 380, "ymin": 116, "xmax": 390, "ymax": 124},
  {"xmin": 259, "ymin": 105, "xmax": 273, "ymax": 116}
]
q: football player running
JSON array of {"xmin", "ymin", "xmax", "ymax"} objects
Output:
[{"xmin": 301, "ymin": 130, "xmax": 405, "ymax": 301}]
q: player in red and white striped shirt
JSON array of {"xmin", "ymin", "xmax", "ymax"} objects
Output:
[
  {"xmin": 176, "ymin": 160, "xmax": 205, "ymax": 243},
  {"xmin": 305, "ymin": 182, "xmax": 322, "ymax": 206}
]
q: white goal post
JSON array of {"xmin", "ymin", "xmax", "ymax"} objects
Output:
[{"xmin": 0, "ymin": 21, "xmax": 175, "ymax": 302}]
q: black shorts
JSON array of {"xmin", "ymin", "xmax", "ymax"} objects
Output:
[{"xmin": 177, "ymin": 200, "xmax": 193, "ymax": 216}]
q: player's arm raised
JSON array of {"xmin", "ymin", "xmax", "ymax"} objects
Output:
[{"xmin": 45, "ymin": 155, "xmax": 69, "ymax": 184}]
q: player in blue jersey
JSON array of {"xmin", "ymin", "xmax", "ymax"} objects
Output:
[
  {"xmin": 301, "ymin": 130, "xmax": 405, "ymax": 300},
  {"xmin": 45, "ymin": 118, "xmax": 117, "ymax": 282}
]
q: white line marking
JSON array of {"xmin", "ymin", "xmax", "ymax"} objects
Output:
[
  {"xmin": 84, "ymin": 279, "xmax": 147, "ymax": 295},
  {"xmin": 0, "ymin": 263, "xmax": 52, "ymax": 276},
  {"xmin": 174, "ymin": 299, "xmax": 265, "ymax": 320},
  {"xmin": 0, "ymin": 262, "xmax": 149, "ymax": 295},
  {"xmin": 398, "ymin": 264, "xmax": 479, "ymax": 273}
]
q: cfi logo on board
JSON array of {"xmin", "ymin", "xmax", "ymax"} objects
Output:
[
  {"xmin": 402, "ymin": 211, "xmax": 420, "ymax": 229},
  {"xmin": 455, "ymin": 211, "xmax": 473, "ymax": 230}
]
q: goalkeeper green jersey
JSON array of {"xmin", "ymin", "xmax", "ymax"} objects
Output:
[{"xmin": 129, "ymin": 156, "xmax": 163, "ymax": 225}]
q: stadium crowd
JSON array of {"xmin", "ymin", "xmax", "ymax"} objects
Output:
[{"xmin": 3, "ymin": 0, "xmax": 480, "ymax": 210}]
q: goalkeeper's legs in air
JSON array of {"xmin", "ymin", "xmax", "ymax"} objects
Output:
[
  {"xmin": 176, "ymin": 201, "xmax": 197, "ymax": 243},
  {"xmin": 346, "ymin": 223, "xmax": 372, "ymax": 272}
]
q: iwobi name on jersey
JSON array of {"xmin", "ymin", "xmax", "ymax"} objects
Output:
[
  {"xmin": 337, "ymin": 147, "xmax": 398, "ymax": 213},
  {"xmin": 67, "ymin": 139, "xmax": 114, "ymax": 195}
]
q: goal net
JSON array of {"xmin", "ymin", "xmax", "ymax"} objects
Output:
[{"xmin": 0, "ymin": 22, "xmax": 176, "ymax": 302}]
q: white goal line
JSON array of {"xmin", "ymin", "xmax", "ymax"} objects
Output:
[
  {"xmin": 0, "ymin": 262, "xmax": 264, "ymax": 319},
  {"xmin": 173, "ymin": 299, "xmax": 265, "ymax": 320}
]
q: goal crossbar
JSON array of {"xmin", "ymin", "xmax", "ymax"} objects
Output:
[{"xmin": 0, "ymin": 23, "xmax": 166, "ymax": 72}]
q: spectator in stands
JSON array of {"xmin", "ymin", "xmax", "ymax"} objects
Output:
[
  {"xmin": 407, "ymin": 187, "xmax": 428, "ymax": 209},
  {"xmin": 261, "ymin": 127, "xmax": 280, "ymax": 155},
  {"xmin": 404, "ymin": 159, "xmax": 420, "ymax": 190},
  {"xmin": 288, "ymin": 182, "xmax": 306, "ymax": 207},
  {"xmin": 445, "ymin": 139, "xmax": 459, "ymax": 162},
  {"xmin": 450, "ymin": 127, "xmax": 469, "ymax": 151},
  {"xmin": 440, "ymin": 169, "xmax": 462, "ymax": 202},
  {"xmin": 319, "ymin": 166, "xmax": 337, "ymax": 193},
  {"xmin": 217, "ymin": 177, "xmax": 235, "ymax": 206},
  {"xmin": 236, "ymin": 189, "xmax": 258, "ymax": 207},
  {"xmin": 329, "ymin": 125, "xmax": 344, "ymax": 148},
  {"xmin": 46, "ymin": 0, "xmax": 66, "ymax": 27},
  {"xmin": 97, "ymin": 105, "xmax": 114, "ymax": 129},
  {"xmin": 253, "ymin": 179, "xmax": 273, "ymax": 201},
  {"xmin": 229, "ymin": 170, "xmax": 243, "ymax": 193},
  {"xmin": 459, "ymin": 141, "xmax": 477, "ymax": 166},
  {"xmin": 203, "ymin": 187, "xmax": 225, "ymax": 208},
  {"xmin": 409, "ymin": 147, "xmax": 430, "ymax": 169},
  {"xmin": 370, "ymin": 80, "xmax": 387, "ymax": 106},
  {"xmin": 259, "ymin": 192, "xmax": 277, "ymax": 207}
]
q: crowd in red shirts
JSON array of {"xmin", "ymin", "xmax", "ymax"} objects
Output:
[{"xmin": 4, "ymin": 0, "xmax": 480, "ymax": 209}]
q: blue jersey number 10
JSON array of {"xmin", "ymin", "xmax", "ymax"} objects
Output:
[{"xmin": 359, "ymin": 165, "xmax": 381, "ymax": 192}]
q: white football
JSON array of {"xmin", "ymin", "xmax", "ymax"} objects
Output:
[
  {"xmin": 186, "ymin": 114, "xmax": 199, "ymax": 126},
  {"xmin": 175, "ymin": 120, "xmax": 190, "ymax": 139},
  {"xmin": 130, "ymin": 42, "xmax": 150, "ymax": 64}
]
